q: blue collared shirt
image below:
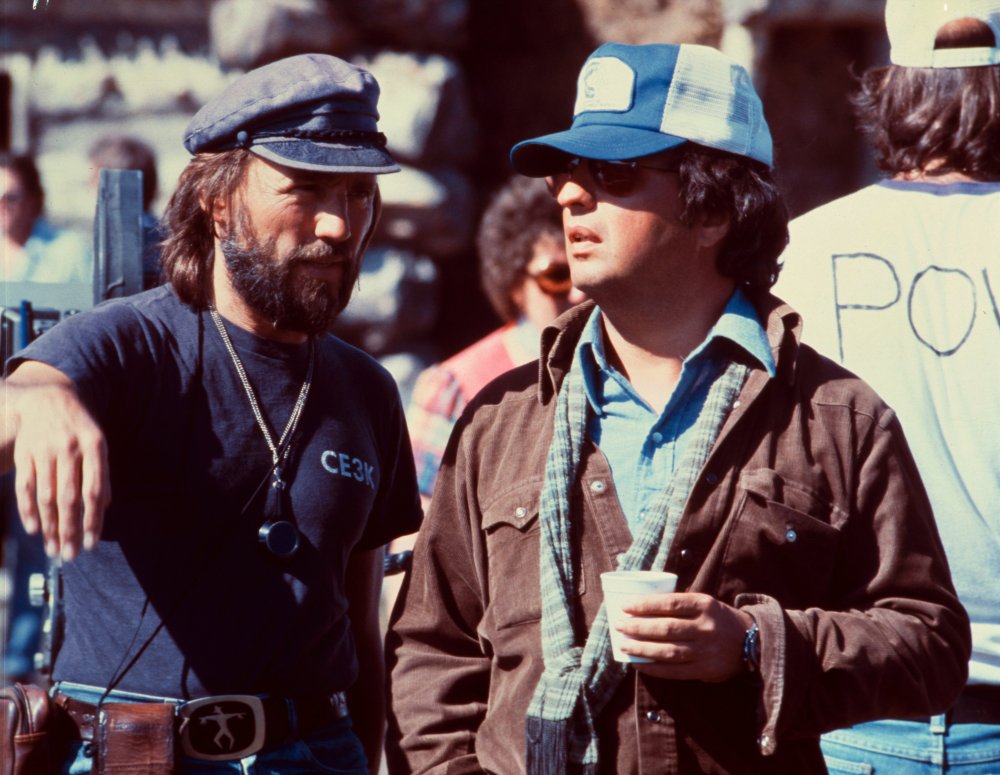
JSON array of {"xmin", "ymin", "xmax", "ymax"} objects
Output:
[{"xmin": 576, "ymin": 289, "xmax": 775, "ymax": 534}]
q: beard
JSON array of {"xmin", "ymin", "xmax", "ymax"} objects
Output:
[{"xmin": 220, "ymin": 229, "xmax": 359, "ymax": 336}]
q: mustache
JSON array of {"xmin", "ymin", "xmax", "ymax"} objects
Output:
[{"xmin": 286, "ymin": 241, "xmax": 354, "ymax": 264}]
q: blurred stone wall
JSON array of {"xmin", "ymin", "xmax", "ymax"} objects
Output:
[{"xmin": 1, "ymin": 0, "xmax": 890, "ymax": 394}]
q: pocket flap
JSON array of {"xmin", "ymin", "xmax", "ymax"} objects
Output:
[
  {"xmin": 482, "ymin": 482, "xmax": 542, "ymax": 532},
  {"xmin": 739, "ymin": 468, "xmax": 846, "ymax": 529}
]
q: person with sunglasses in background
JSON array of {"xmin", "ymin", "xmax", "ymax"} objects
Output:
[
  {"xmin": 407, "ymin": 174, "xmax": 586, "ymax": 504},
  {"xmin": 386, "ymin": 42, "xmax": 970, "ymax": 775}
]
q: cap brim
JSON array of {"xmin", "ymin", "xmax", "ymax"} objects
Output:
[
  {"xmin": 251, "ymin": 139, "xmax": 400, "ymax": 174},
  {"xmin": 510, "ymin": 125, "xmax": 687, "ymax": 176}
]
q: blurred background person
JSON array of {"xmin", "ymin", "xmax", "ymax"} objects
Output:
[
  {"xmin": 380, "ymin": 176, "xmax": 584, "ymax": 625},
  {"xmin": 2, "ymin": 151, "xmax": 90, "ymax": 683},
  {"xmin": 407, "ymin": 174, "xmax": 586, "ymax": 502},
  {"xmin": 87, "ymin": 133, "xmax": 163, "ymax": 289},
  {"xmin": 775, "ymin": 1, "xmax": 1000, "ymax": 772},
  {"xmin": 1, "ymin": 152, "xmax": 90, "ymax": 284}
]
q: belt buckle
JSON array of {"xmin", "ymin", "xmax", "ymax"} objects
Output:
[{"xmin": 176, "ymin": 695, "xmax": 266, "ymax": 760}]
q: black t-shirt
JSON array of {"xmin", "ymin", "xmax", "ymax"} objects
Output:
[{"xmin": 11, "ymin": 286, "xmax": 422, "ymax": 697}]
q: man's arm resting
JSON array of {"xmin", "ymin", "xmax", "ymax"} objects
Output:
[
  {"xmin": 1, "ymin": 361, "xmax": 109, "ymax": 560},
  {"xmin": 345, "ymin": 545, "xmax": 386, "ymax": 775}
]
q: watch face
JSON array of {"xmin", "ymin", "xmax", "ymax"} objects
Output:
[{"xmin": 744, "ymin": 622, "xmax": 760, "ymax": 672}]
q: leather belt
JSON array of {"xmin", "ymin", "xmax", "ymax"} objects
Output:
[
  {"xmin": 910, "ymin": 684, "xmax": 1000, "ymax": 725},
  {"xmin": 54, "ymin": 690, "xmax": 349, "ymax": 760}
]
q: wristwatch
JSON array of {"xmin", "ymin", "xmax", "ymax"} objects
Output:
[{"xmin": 742, "ymin": 620, "xmax": 761, "ymax": 673}]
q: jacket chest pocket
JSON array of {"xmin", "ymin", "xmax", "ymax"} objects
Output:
[
  {"xmin": 482, "ymin": 483, "xmax": 586, "ymax": 630},
  {"xmin": 717, "ymin": 468, "xmax": 845, "ymax": 608}
]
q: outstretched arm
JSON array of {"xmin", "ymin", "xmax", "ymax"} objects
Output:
[{"xmin": 1, "ymin": 360, "xmax": 110, "ymax": 561}]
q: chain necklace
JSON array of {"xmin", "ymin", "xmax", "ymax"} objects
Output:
[{"xmin": 209, "ymin": 307, "xmax": 315, "ymax": 557}]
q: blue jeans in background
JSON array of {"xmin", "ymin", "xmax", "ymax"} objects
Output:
[{"xmin": 822, "ymin": 717, "xmax": 1000, "ymax": 774}]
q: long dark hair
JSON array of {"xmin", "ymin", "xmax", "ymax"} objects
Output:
[
  {"xmin": 159, "ymin": 149, "xmax": 252, "ymax": 308},
  {"xmin": 853, "ymin": 65, "xmax": 1000, "ymax": 180}
]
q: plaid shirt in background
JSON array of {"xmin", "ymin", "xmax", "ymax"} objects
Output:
[{"xmin": 407, "ymin": 322, "xmax": 536, "ymax": 497}]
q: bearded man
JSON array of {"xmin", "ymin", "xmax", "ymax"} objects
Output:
[{"xmin": 0, "ymin": 54, "xmax": 421, "ymax": 775}]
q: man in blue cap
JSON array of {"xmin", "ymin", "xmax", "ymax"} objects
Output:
[
  {"xmin": 1, "ymin": 53, "xmax": 420, "ymax": 773},
  {"xmin": 386, "ymin": 43, "xmax": 969, "ymax": 774}
]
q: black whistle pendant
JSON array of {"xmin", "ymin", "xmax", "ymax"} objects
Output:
[{"xmin": 258, "ymin": 473, "xmax": 300, "ymax": 558}]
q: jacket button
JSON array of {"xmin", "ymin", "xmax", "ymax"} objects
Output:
[
  {"xmin": 679, "ymin": 548, "xmax": 689, "ymax": 560},
  {"xmin": 705, "ymin": 473, "xmax": 719, "ymax": 485},
  {"xmin": 645, "ymin": 710, "xmax": 661, "ymax": 723},
  {"xmin": 590, "ymin": 480, "xmax": 606, "ymax": 493},
  {"xmin": 514, "ymin": 506, "xmax": 527, "ymax": 519},
  {"xmin": 785, "ymin": 528, "xmax": 798, "ymax": 543}
]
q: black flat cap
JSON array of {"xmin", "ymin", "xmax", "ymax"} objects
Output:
[{"xmin": 184, "ymin": 53, "xmax": 399, "ymax": 174}]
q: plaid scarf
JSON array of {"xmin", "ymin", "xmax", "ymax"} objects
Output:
[{"xmin": 525, "ymin": 352, "xmax": 749, "ymax": 774}]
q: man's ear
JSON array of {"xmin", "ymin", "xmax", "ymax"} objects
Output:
[
  {"xmin": 698, "ymin": 212, "xmax": 730, "ymax": 250},
  {"xmin": 201, "ymin": 191, "xmax": 229, "ymax": 238}
]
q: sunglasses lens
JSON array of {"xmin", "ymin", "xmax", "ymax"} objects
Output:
[
  {"xmin": 533, "ymin": 263, "xmax": 573, "ymax": 295},
  {"xmin": 591, "ymin": 161, "xmax": 640, "ymax": 197}
]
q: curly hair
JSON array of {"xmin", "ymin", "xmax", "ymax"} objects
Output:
[
  {"xmin": 159, "ymin": 149, "xmax": 253, "ymax": 308},
  {"xmin": 852, "ymin": 21, "xmax": 1000, "ymax": 180},
  {"xmin": 477, "ymin": 175, "xmax": 565, "ymax": 322},
  {"xmin": 673, "ymin": 144, "xmax": 789, "ymax": 291}
]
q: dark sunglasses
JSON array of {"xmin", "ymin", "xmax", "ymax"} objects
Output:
[
  {"xmin": 526, "ymin": 257, "xmax": 574, "ymax": 296},
  {"xmin": 544, "ymin": 156, "xmax": 681, "ymax": 199}
]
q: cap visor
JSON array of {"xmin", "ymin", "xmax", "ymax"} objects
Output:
[
  {"xmin": 251, "ymin": 139, "xmax": 400, "ymax": 174},
  {"xmin": 510, "ymin": 125, "xmax": 687, "ymax": 176}
]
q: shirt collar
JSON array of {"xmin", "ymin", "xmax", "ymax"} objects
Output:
[{"xmin": 575, "ymin": 288, "xmax": 776, "ymax": 413}]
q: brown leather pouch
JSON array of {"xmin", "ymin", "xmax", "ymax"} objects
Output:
[
  {"xmin": 95, "ymin": 702, "xmax": 174, "ymax": 774},
  {"xmin": 0, "ymin": 682, "xmax": 54, "ymax": 775}
]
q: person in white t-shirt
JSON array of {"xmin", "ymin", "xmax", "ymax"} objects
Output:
[
  {"xmin": 775, "ymin": 1, "xmax": 1000, "ymax": 772},
  {"xmin": 1, "ymin": 152, "xmax": 90, "ymax": 285}
]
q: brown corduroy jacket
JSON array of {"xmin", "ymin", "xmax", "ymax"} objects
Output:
[{"xmin": 386, "ymin": 296, "xmax": 970, "ymax": 775}]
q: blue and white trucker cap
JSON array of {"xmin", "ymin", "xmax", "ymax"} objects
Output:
[
  {"xmin": 886, "ymin": 0, "xmax": 1000, "ymax": 68},
  {"xmin": 510, "ymin": 43, "xmax": 773, "ymax": 176}
]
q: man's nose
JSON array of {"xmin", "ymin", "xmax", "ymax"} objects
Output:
[
  {"xmin": 555, "ymin": 176, "xmax": 596, "ymax": 210},
  {"xmin": 315, "ymin": 193, "xmax": 351, "ymax": 242}
]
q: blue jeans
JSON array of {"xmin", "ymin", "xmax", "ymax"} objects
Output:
[
  {"xmin": 2, "ymin": 471, "xmax": 46, "ymax": 679},
  {"xmin": 57, "ymin": 684, "xmax": 368, "ymax": 774},
  {"xmin": 822, "ymin": 717, "xmax": 1000, "ymax": 774}
]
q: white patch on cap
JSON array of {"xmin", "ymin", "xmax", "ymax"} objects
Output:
[{"xmin": 573, "ymin": 57, "xmax": 635, "ymax": 115}]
